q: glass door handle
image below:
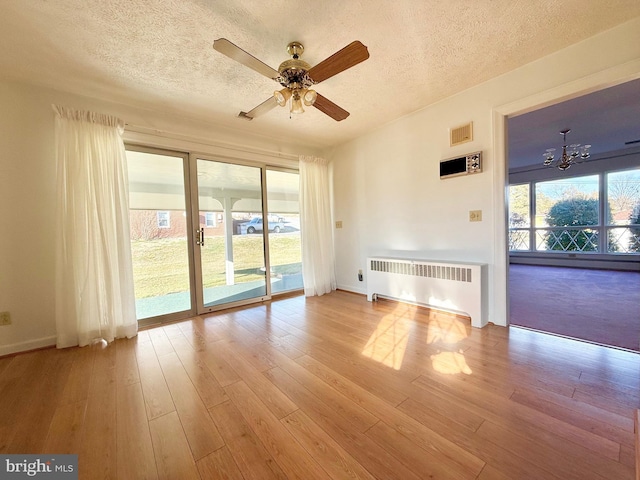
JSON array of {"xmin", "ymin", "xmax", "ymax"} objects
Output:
[{"xmin": 196, "ymin": 228, "xmax": 205, "ymax": 246}]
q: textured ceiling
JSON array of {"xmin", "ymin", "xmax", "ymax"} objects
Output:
[
  {"xmin": 508, "ymin": 78, "xmax": 640, "ymax": 170},
  {"xmin": 1, "ymin": 0, "xmax": 639, "ymax": 150}
]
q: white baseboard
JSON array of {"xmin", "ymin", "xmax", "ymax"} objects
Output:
[
  {"xmin": 336, "ymin": 284, "xmax": 366, "ymax": 295},
  {"xmin": 0, "ymin": 336, "xmax": 56, "ymax": 357}
]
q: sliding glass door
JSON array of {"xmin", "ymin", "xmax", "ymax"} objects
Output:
[
  {"xmin": 266, "ymin": 169, "xmax": 303, "ymax": 293},
  {"xmin": 126, "ymin": 146, "xmax": 302, "ymax": 323},
  {"xmin": 193, "ymin": 158, "xmax": 269, "ymax": 312},
  {"xmin": 126, "ymin": 147, "xmax": 195, "ymax": 324}
]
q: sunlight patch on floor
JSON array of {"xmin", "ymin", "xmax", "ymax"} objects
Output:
[
  {"xmin": 361, "ymin": 303, "xmax": 414, "ymax": 370},
  {"xmin": 362, "ymin": 300, "xmax": 473, "ymax": 375},
  {"xmin": 427, "ymin": 314, "xmax": 472, "ymax": 375}
]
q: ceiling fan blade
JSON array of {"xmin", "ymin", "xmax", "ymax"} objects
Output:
[
  {"xmin": 312, "ymin": 94, "xmax": 350, "ymax": 121},
  {"xmin": 308, "ymin": 41, "xmax": 369, "ymax": 84},
  {"xmin": 213, "ymin": 38, "xmax": 280, "ymax": 80},
  {"xmin": 238, "ymin": 96, "xmax": 278, "ymax": 121}
]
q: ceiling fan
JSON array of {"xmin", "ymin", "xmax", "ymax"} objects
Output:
[{"xmin": 212, "ymin": 38, "xmax": 369, "ymax": 121}]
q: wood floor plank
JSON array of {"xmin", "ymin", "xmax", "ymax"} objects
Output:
[
  {"xmin": 476, "ymin": 419, "xmax": 634, "ymax": 480},
  {"xmin": 511, "ymin": 385, "xmax": 634, "ymax": 450},
  {"xmin": 79, "ymin": 364, "xmax": 117, "ymax": 480},
  {"xmin": 59, "ymin": 346, "xmax": 95, "ymax": 405},
  {"xmin": 162, "ymin": 323, "xmax": 184, "ymax": 339},
  {"xmin": 572, "ymin": 388, "xmax": 638, "ymax": 418},
  {"xmin": 224, "ymin": 380, "xmax": 330, "ymax": 480},
  {"xmin": 476, "ymin": 464, "xmax": 515, "ymax": 480},
  {"xmin": 116, "ymin": 381, "xmax": 158, "ymax": 480},
  {"xmin": 281, "ymin": 410, "xmax": 377, "ymax": 480},
  {"xmin": 365, "ymin": 419, "xmax": 480, "ymax": 480},
  {"xmin": 263, "ymin": 366, "xmax": 423, "ymax": 480},
  {"xmin": 212, "ymin": 314, "xmax": 264, "ymax": 346},
  {"xmin": 282, "ymin": 358, "xmax": 485, "ymax": 478},
  {"xmin": 0, "ymin": 349, "xmax": 61, "ymax": 432},
  {"xmin": 6, "ymin": 349, "xmax": 76, "ymax": 454},
  {"xmin": 302, "ymin": 343, "xmax": 410, "ymax": 406},
  {"xmin": 208, "ymin": 400, "xmax": 288, "ymax": 480},
  {"xmin": 232, "ymin": 309, "xmax": 292, "ymax": 339},
  {"xmin": 264, "ymin": 334, "xmax": 305, "ymax": 360},
  {"xmin": 198, "ymin": 347, "xmax": 241, "ymax": 387},
  {"xmin": 149, "ymin": 411, "xmax": 200, "ymax": 480},
  {"xmin": 136, "ymin": 343, "xmax": 176, "ymax": 421},
  {"xmin": 43, "ymin": 400, "xmax": 87, "ymax": 454},
  {"xmin": 180, "ymin": 317, "xmax": 224, "ymax": 345},
  {"xmin": 196, "ymin": 447, "xmax": 245, "ymax": 480},
  {"xmin": 412, "ymin": 372, "xmax": 625, "ymax": 464},
  {"xmin": 296, "ymin": 354, "xmax": 485, "ymax": 434},
  {"xmin": 0, "ymin": 355, "xmax": 13, "ymax": 378},
  {"xmin": 287, "ymin": 355, "xmax": 486, "ymax": 478},
  {"xmin": 149, "ymin": 328, "xmax": 175, "ymax": 357},
  {"xmin": 268, "ymin": 351, "xmax": 381, "ymax": 433},
  {"xmin": 169, "ymin": 335, "xmax": 228, "ymax": 408},
  {"xmin": 158, "ymin": 351, "xmax": 224, "ymax": 460},
  {"xmin": 115, "ymin": 337, "xmax": 141, "ymax": 386},
  {"xmin": 397, "ymin": 396, "xmax": 572, "ymax": 480},
  {"xmin": 222, "ymin": 337, "xmax": 280, "ymax": 372},
  {"xmin": 215, "ymin": 341, "xmax": 298, "ymax": 419}
]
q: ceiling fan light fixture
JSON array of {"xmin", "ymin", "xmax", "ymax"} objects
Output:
[
  {"xmin": 290, "ymin": 91, "xmax": 305, "ymax": 114},
  {"xmin": 274, "ymin": 88, "xmax": 292, "ymax": 107},
  {"xmin": 302, "ymin": 89, "xmax": 317, "ymax": 106}
]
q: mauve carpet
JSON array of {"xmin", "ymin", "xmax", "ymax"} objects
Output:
[{"xmin": 509, "ymin": 264, "xmax": 640, "ymax": 352}]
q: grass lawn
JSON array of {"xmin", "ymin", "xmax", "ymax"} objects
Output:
[{"xmin": 131, "ymin": 234, "xmax": 302, "ymax": 298}]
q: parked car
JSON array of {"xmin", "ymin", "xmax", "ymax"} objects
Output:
[{"xmin": 242, "ymin": 217, "xmax": 284, "ymax": 234}]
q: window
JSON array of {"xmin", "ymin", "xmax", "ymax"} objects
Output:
[
  {"xmin": 157, "ymin": 211, "xmax": 170, "ymax": 229},
  {"xmin": 535, "ymin": 175, "xmax": 599, "ymax": 252},
  {"xmin": 508, "ymin": 168, "xmax": 640, "ymax": 255},
  {"xmin": 607, "ymin": 168, "xmax": 640, "ymax": 253},
  {"xmin": 205, "ymin": 212, "xmax": 216, "ymax": 227},
  {"xmin": 508, "ymin": 183, "xmax": 530, "ymax": 251}
]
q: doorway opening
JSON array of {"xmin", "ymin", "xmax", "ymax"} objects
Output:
[{"xmin": 505, "ymin": 79, "xmax": 640, "ymax": 352}]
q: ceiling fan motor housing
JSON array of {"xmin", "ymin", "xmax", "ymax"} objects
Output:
[{"xmin": 278, "ymin": 42, "xmax": 316, "ymax": 89}]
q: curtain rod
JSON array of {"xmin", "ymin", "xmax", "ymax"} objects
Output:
[{"xmin": 124, "ymin": 123, "xmax": 300, "ymax": 162}]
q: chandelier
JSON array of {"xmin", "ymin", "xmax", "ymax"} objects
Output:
[{"xmin": 543, "ymin": 129, "xmax": 591, "ymax": 170}]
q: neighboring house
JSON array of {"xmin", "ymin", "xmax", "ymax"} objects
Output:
[{"xmin": 129, "ymin": 210, "xmax": 246, "ymax": 240}]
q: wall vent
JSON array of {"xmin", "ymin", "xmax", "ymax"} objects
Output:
[{"xmin": 450, "ymin": 122, "xmax": 473, "ymax": 146}]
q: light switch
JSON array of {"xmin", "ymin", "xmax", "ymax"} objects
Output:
[{"xmin": 335, "ymin": 221, "xmax": 343, "ymax": 229}]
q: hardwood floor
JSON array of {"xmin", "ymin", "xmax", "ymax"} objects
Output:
[{"xmin": 1, "ymin": 290, "xmax": 638, "ymax": 479}]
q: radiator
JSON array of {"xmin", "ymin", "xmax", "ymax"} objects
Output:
[{"xmin": 366, "ymin": 257, "xmax": 488, "ymax": 328}]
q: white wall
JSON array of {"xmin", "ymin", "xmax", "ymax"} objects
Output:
[
  {"xmin": 1, "ymin": 19, "xmax": 639, "ymax": 354},
  {"xmin": 0, "ymin": 82, "xmax": 318, "ymax": 356},
  {"xmin": 330, "ymin": 18, "xmax": 640, "ymax": 326}
]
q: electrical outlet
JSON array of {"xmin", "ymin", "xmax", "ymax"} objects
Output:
[
  {"xmin": 358, "ymin": 269, "xmax": 363, "ymax": 281},
  {"xmin": 469, "ymin": 210, "xmax": 482, "ymax": 222},
  {"xmin": 0, "ymin": 311, "xmax": 11, "ymax": 326}
]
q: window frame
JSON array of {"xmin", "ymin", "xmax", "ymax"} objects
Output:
[{"xmin": 508, "ymin": 165, "xmax": 640, "ymax": 258}]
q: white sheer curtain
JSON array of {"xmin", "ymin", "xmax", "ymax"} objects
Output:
[
  {"xmin": 299, "ymin": 155, "xmax": 336, "ymax": 296},
  {"xmin": 54, "ymin": 105, "xmax": 137, "ymax": 348}
]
